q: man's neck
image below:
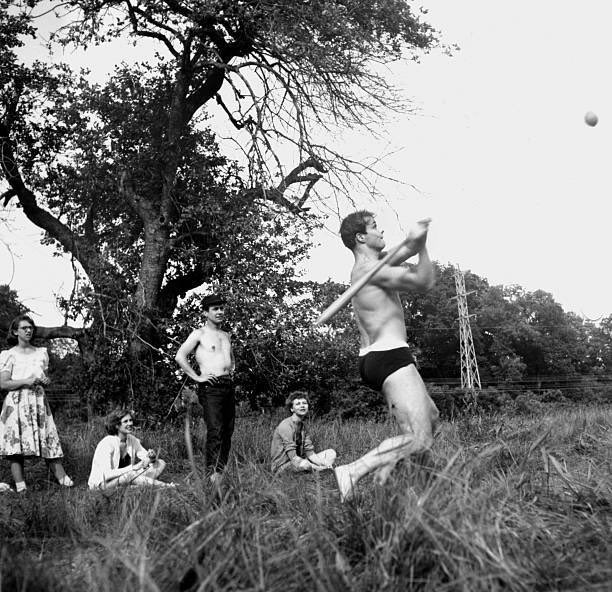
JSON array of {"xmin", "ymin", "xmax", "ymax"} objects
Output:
[
  {"xmin": 291, "ymin": 413, "xmax": 304, "ymax": 424},
  {"xmin": 354, "ymin": 245, "xmax": 381, "ymax": 264},
  {"xmin": 204, "ymin": 320, "xmax": 221, "ymax": 331}
]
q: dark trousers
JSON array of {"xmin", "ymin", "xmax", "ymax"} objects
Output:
[{"xmin": 198, "ymin": 381, "xmax": 235, "ymax": 474}]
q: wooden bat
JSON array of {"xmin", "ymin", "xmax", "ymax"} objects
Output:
[{"xmin": 314, "ymin": 237, "xmax": 411, "ymax": 326}]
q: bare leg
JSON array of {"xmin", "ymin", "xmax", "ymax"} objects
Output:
[
  {"xmin": 142, "ymin": 459, "xmax": 166, "ymax": 480},
  {"xmin": 102, "ymin": 474, "xmax": 164, "ymax": 490},
  {"xmin": 130, "ymin": 474, "xmax": 173, "ymax": 487},
  {"xmin": 374, "ymin": 462, "xmax": 396, "ymax": 486},
  {"xmin": 9, "ymin": 455, "xmax": 25, "ymax": 488},
  {"xmin": 334, "ymin": 364, "xmax": 438, "ymax": 501},
  {"xmin": 103, "ymin": 462, "xmax": 173, "ymax": 489},
  {"xmin": 47, "ymin": 459, "xmax": 73, "ymax": 486}
]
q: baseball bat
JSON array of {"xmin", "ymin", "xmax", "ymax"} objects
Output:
[{"xmin": 314, "ymin": 237, "xmax": 410, "ymax": 326}]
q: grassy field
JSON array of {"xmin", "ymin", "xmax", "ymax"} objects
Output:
[{"xmin": 1, "ymin": 405, "xmax": 611, "ymax": 592}]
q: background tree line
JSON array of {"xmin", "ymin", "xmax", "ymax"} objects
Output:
[
  {"xmin": 2, "ymin": 258, "xmax": 611, "ymax": 419},
  {"xmin": 1, "ymin": 2, "xmax": 609, "ymax": 418}
]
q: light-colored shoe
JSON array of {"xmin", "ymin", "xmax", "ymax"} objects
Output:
[
  {"xmin": 209, "ymin": 472, "xmax": 226, "ymax": 500},
  {"xmin": 57, "ymin": 475, "xmax": 74, "ymax": 487},
  {"xmin": 209, "ymin": 472, "xmax": 223, "ymax": 485},
  {"xmin": 0, "ymin": 482, "xmax": 12, "ymax": 492}
]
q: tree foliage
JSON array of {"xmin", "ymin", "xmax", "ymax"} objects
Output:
[
  {"xmin": 49, "ymin": 0, "xmax": 440, "ymax": 187},
  {"xmin": 0, "ymin": 1, "xmax": 442, "ymax": 412},
  {"xmin": 401, "ymin": 265, "xmax": 612, "ymax": 410},
  {"xmin": 0, "ymin": 284, "xmax": 26, "ymax": 343}
]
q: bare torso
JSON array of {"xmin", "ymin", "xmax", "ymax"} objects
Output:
[
  {"xmin": 351, "ymin": 260, "xmax": 407, "ymax": 348},
  {"xmin": 194, "ymin": 327, "xmax": 234, "ymax": 376}
]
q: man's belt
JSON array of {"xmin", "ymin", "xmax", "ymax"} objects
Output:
[{"xmin": 209, "ymin": 374, "xmax": 233, "ymax": 386}]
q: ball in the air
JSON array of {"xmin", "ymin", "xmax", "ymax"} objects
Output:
[{"xmin": 584, "ymin": 111, "xmax": 598, "ymax": 127}]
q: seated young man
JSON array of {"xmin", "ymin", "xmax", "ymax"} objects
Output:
[{"xmin": 270, "ymin": 391, "xmax": 336, "ymax": 473}]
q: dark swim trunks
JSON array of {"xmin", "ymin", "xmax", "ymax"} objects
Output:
[{"xmin": 359, "ymin": 347, "xmax": 416, "ymax": 392}]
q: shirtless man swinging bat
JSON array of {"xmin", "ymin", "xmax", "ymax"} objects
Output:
[{"xmin": 333, "ymin": 212, "xmax": 439, "ymax": 501}]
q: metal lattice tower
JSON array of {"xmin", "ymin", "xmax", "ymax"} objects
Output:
[{"xmin": 453, "ymin": 266, "xmax": 481, "ymax": 391}]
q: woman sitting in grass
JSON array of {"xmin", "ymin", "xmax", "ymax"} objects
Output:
[{"xmin": 88, "ymin": 408, "xmax": 174, "ymax": 490}]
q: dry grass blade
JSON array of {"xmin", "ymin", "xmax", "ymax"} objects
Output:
[
  {"xmin": 547, "ymin": 453, "xmax": 580, "ymax": 495},
  {"xmin": 1, "ymin": 406, "xmax": 610, "ymax": 591}
]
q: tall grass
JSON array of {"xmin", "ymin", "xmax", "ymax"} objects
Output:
[{"xmin": 1, "ymin": 406, "xmax": 610, "ymax": 591}]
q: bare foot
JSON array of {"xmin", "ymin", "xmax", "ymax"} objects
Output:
[{"xmin": 334, "ymin": 465, "xmax": 355, "ymax": 503}]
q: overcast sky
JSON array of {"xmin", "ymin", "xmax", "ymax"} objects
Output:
[{"xmin": 1, "ymin": 0, "xmax": 611, "ymax": 324}]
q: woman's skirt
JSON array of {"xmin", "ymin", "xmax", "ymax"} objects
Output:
[{"xmin": 0, "ymin": 386, "xmax": 64, "ymax": 458}]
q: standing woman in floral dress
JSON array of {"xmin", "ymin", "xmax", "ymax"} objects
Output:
[{"xmin": 0, "ymin": 314, "xmax": 73, "ymax": 492}]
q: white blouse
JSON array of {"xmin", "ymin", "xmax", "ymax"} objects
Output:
[{"xmin": 0, "ymin": 347, "xmax": 49, "ymax": 381}]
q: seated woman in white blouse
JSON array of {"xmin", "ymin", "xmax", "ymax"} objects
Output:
[{"xmin": 88, "ymin": 409, "xmax": 174, "ymax": 490}]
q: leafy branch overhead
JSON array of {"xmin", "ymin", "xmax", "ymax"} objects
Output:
[
  {"xmin": 0, "ymin": 1, "xmax": 441, "ymax": 408},
  {"xmin": 51, "ymin": 0, "xmax": 441, "ymax": 192}
]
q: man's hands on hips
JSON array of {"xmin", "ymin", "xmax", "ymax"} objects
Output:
[{"xmin": 195, "ymin": 373, "xmax": 220, "ymax": 385}]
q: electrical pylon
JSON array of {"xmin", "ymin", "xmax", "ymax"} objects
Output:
[{"xmin": 453, "ymin": 266, "xmax": 481, "ymax": 391}]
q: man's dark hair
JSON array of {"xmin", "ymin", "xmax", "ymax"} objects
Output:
[
  {"xmin": 285, "ymin": 390, "xmax": 310, "ymax": 411},
  {"xmin": 339, "ymin": 210, "xmax": 375, "ymax": 250},
  {"xmin": 105, "ymin": 408, "xmax": 134, "ymax": 435},
  {"xmin": 6, "ymin": 314, "xmax": 36, "ymax": 346},
  {"xmin": 202, "ymin": 293, "xmax": 226, "ymax": 311}
]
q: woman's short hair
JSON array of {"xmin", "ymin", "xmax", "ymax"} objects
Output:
[
  {"xmin": 285, "ymin": 390, "xmax": 310, "ymax": 410},
  {"xmin": 105, "ymin": 408, "xmax": 134, "ymax": 435},
  {"xmin": 6, "ymin": 314, "xmax": 36, "ymax": 346}
]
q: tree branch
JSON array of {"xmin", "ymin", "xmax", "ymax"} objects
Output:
[
  {"xmin": 0, "ymin": 123, "xmax": 113, "ymax": 282},
  {"xmin": 1, "ymin": 125, "xmax": 86, "ymax": 260},
  {"xmin": 215, "ymin": 93, "xmax": 252, "ymax": 129},
  {"xmin": 1, "ymin": 188, "xmax": 17, "ymax": 207},
  {"xmin": 118, "ymin": 171, "xmax": 154, "ymax": 223},
  {"xmin": 158, "ymin": 265, "xmax": 209, "ymax": 316},
  {"xmin": 36, "ymin": 325, "xmax": 88, "ymax": 340},
  {"xmin": 125, "ymin": 0, "xmax": 181, "ymax": 58}
]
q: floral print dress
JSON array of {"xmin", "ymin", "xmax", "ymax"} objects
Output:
[{"xmin": 0, "ymin": 347, "xmax": 64, "ymax": 459}]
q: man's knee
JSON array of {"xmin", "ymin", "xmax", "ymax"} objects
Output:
[
  {"xmin": 206, "ymin": 424, "xmax": 223, "ymax": 441},
  {"xmin": 418, "ymin": 431, "xmax": 434, "ymax": 450},
  {"xmin": 392, "ymin": 427, "xmax": 434, "ymax": 454},
  {"xmin": 296, "ymin": 458, "xmax": 312, "ymax": 471},
  {"xmin": 324, "ymin": 449, "xmax": 337, "ymax": 465}
]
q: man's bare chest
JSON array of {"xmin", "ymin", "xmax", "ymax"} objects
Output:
[{"xmin": 197, "ymin": 333, "xmax": 227, "ymax": 354}]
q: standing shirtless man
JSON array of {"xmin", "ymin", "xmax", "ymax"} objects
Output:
[
  {"xmin": 175, "ymin": 294, "xmax": 235, "ymax": 483},
  {"xmin": 333, "ymin": 211, "xmax": 439, "ymax": 501}
]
